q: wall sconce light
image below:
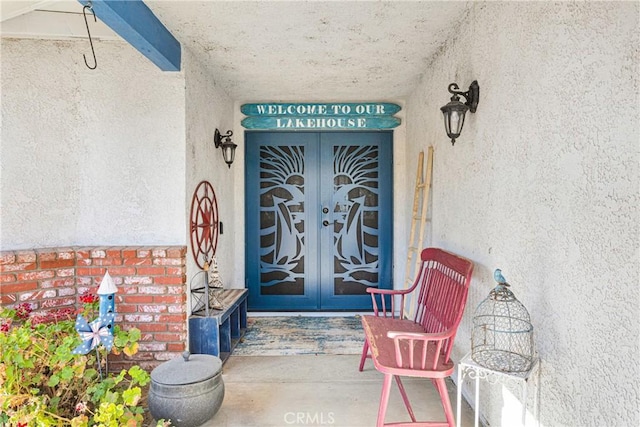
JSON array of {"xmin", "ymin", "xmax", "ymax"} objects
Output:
[
  {"xmin": 440, "ymin": 80, "xmax": 480, "ymax": 145},
  {"xmin": 214, "ymin": 129, "xmax": 237, "ymax": 168}
]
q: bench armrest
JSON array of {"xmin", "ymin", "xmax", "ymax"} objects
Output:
[
  {"xmin": 366, "ymin": 288, "xmax": 411, "ymax": 295},
  {"xmin": 366, "ymin": 287, "xmax": 411, "ymax": 318},
  {"xmin": 387, "ymin": 330, "xmax": 453, "ymax": 370}
]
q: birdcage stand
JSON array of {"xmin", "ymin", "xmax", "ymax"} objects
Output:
[{"xmin": 456, "ymin": 352, "xmax": 540, "ymax": 427}]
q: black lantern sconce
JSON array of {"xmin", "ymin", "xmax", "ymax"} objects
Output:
[
  {"xmin": 440, "ymin": 80, "xmax": 480, "ymax": 145},
  {"xmin": 214, "ymin": 129, "xmax": 237, "ymax": 168}
]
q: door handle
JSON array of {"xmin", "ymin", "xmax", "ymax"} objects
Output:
[{"xmin": 323, "ymin": 220, "xmax": 331, "ymax": 227}]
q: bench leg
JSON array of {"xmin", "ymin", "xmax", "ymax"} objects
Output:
[
  {"xmin": 240, "ymin": 297, "xmax": 247, "ymax": 328},
  {"xmin": 359, "ymin": 339, "xmax": 369, "ymax": 371},
  {"xmin": 377, "ymin": 374, "xmax": 393, "ymax": 427},
  {"xmin": 230, "ymin": 308, "xmax": 241, "ymax": 339},
  {"xmin": 189, "ymin": 317, "xmax": 221, "ymax": 357},
  {"xmin": 220, "ymin": 318, "xmax": 231, "ymax": 353},
  {"xmin": 435, "ymin": 377, "xmax": 455, "ymax": 427}
]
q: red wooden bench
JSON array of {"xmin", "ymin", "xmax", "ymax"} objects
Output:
[{"xmin": 359, "ymin": 248, "xmax": 474, "ymax": 427}]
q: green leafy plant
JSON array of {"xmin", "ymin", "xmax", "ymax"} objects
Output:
[{"xmin": 0, "ymin": 299, "xmax": 170, "ymax": 426}]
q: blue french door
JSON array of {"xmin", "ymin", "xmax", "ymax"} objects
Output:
[{"xmin": 245, "ymin": 131, "xmax": 393, "ymax": 310}]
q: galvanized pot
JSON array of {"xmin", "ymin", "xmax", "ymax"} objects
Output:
[{"xmin": 149, "ymin": 351, "xmax": 224, "ymax": 427}]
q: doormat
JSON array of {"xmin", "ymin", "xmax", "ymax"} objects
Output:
[{"xmin": 233, "ymin": 316, "xmax": 364, "ymax": 356}]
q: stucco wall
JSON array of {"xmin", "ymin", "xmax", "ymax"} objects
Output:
[
  {"xmin": 183, "ymin": 47, "xmax": 235, "ymax": 305},
  {"xmin": 1, "ymin": 38, "xmax": 186, "ymax": 249},
  {"xmin": 405, "ymin": 2, "xmax": 639, "ymax": 426},
  {"xmin": 0, "ymin": 38, "xmax": 238, "ymax": 314}
]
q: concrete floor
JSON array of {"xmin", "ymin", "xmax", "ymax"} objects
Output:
[{"xmin": 202, "ymin": 354, "xmax": 475, "ymax": 427}]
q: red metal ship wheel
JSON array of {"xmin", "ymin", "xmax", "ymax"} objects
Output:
[{"xmin": 189, "ymin": 181, "xmax": 219, "ymax": 269}]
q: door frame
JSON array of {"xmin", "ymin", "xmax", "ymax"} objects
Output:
[{"xmin": 244, "ymin": 130, "xmax": 394, "ymax": 311}]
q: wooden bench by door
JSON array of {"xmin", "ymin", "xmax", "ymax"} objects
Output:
[
  {"xmin": 189, "ymin": 289, "xmax": 248, "ymax": 362},
  {"xmin": 359, "ymin": 248, "xmax": 474, "ymax": 427}
]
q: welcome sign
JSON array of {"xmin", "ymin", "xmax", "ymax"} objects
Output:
[{"xmin": 241, "ymin": 102, "xmax": 401, "ymax": 130}]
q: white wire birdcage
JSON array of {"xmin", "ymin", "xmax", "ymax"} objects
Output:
[{"xmin": 471, "ymin": 269, "xmax": 534, "ymax": 373}]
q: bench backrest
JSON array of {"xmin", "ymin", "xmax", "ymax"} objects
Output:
[{"xmin": 410, "ymin": 248, "xmax": 474, "ymax": 360}]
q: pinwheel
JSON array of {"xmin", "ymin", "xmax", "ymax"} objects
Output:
[
  {"xmin": 71, "ymin": 312, "xmax": 115, "ymax": 354},
  {"xmin": 71, "ymin": 312, "xmax": 115, "ymax": 379}
]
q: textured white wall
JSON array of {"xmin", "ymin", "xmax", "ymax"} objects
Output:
[
  {"xmin": 183, "ymin": 47, "xmax": 235, "ymax": 302},
  {"xmin": 1, "ymin": 39, "xmax": 186, "ymax": 249},
  {"xmin": 405, "ymin": 2, "xmax": 639, "ymax": 426}
]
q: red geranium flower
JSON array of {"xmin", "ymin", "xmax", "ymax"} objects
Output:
[
  {"xmin": 14, "ymin": 303, "xmax": 33, "ymax": 320},
  {"xmin": 0, "ymin": 320, "xmax": 11, "ymax": 333},
  {"xmin": 31, "ymin": 307, "xmax": 77, "ymax": 326},
  {"xmin": 79, "ymin": 293, "xmax": 99, "ymax": 304}
]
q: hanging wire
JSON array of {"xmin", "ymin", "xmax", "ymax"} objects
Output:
[{"xmin": 82, "ymin": 2, "xmax": 97, "ymax": 69}]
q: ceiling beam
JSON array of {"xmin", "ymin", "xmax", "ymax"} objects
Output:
[{"xmin": 77, "ymin": 0, "xmax": 181, "ymax": 71}]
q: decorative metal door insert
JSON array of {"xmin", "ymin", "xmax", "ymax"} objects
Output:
[
  {"xmin": 259, "ymin": 144, "xmax": 306, "ymax": 296},
  {"xmin": 329, "ymin": 144, "xmax": 380, "ymax": 294}
]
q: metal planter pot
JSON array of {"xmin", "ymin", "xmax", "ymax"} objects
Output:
[{"xmin": 149, "ymin": 351, "xmax": 224, "ymax": 427}]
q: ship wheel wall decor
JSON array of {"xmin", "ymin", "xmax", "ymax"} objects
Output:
[{"xmin": 189, "ymin": 181, "xmax": 219, "ymax": 269}]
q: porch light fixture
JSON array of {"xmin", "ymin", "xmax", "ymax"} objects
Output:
[
  {"xmin": 440, "ymin": 80, "xmax": 480, "ymax": 145},
  {"xmin": 214, "ymin": 129, "xmax": 237, "ymax": 168}
]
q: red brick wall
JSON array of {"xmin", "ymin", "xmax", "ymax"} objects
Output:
[{"xmin": 0, "ymin": 246, "xmax": 187, "ymax": 371}]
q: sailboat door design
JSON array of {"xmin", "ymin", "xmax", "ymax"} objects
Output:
[{"xmin": 246, "ymin": 131, "xmax": 392, "ymax": 310}]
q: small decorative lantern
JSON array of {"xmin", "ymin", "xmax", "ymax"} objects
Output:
[
  {"xmin": 472, "ymin": 269, "xmax": 534, "ymax": 372},
  {"xmin": 207, "ymin": 257, "xmax": 224, "ymax": 310},
  {"xmin": 190, "ymin": 258, "xmax": 225, "ymax": 316}
]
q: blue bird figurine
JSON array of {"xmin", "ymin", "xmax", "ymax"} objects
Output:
[{"xmin": 494, "ymin": 269, "xmax": 507, "ymax": 284}]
